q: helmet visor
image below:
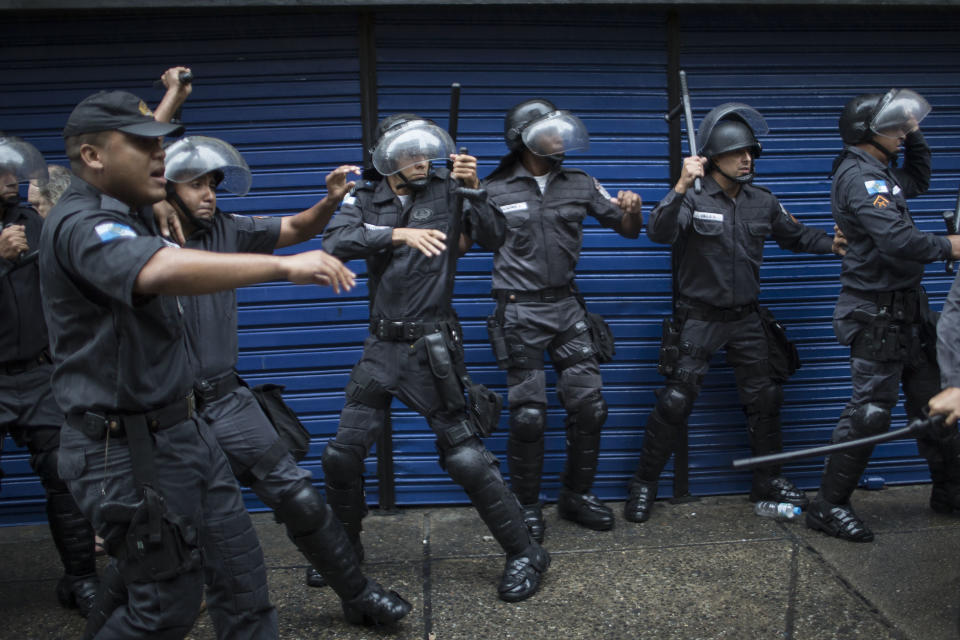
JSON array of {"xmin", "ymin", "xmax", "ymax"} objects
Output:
[
  {"xmin": 164, "ymin": 135, "xmax": 252, "ymax": 196},
  {"xmin": 520, "ymin": 110, "xmax": 589, "ymax": 157},
  {"xmin": 0, "ymin": 136, "xmax": 48, "ymax": 182},
  {"xmin": 697, "ymin": 103, "xmax": 768, "ymax": 156},
  {"xmin": 870, "ymin": 89, "xmax": 930, "ymax": 139},
  {"xmin": 372, "ymin": 121, "xmax": 454, "ymax": 176}
]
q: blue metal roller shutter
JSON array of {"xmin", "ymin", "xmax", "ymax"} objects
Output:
[
  {"xmin": 0, "ymin": 8, "xmax": 364, "ymax": 524},
  {"xmin": 367, "ymin": 5, "xmax": 671, "ymax": 505},
  {"xmin": 673, "ymin": 6, "xmax": 960, "ymax": 496}
]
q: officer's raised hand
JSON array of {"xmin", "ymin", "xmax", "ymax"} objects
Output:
[
  {"xmin": 282, "ymin": 249, "xmax": 356, "ymax": 293},
  {"xmin": 675, "ymin": 155, "xmax": 708, "ymax": 194},
  {"xmin": 449, "ymin": 153, "xmax": 480, "ymax": 189},
  {"xmin": 0, "ymin": 224, "xmax": 28, "ymax": 260},
  {"xmin": 160, "ymin": 66, "xmax": 192, "ymax": 98},
  {"xmin": 326, "ymin": 165, "xmax": 362, "ymax": 203}
]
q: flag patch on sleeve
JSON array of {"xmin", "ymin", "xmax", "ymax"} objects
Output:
[
  {"xmin": 94, "ymin": 222, "xmax": 137, "ymax": 243},
  {"xmin": 864, "ymin": 180, "xmax": 889, "ymax": 195}
]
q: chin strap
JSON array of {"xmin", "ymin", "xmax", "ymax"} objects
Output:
[
  {"xmin": 716, "ymin": 168, "xmax": 755, "ymax": 185},
  {"xmin": 165, "ymin": 190, "xmax": 212, "ymax": 233},
  {"xmin": 866, "ymin": 138, "xmax": 899, "ymax": 167}
]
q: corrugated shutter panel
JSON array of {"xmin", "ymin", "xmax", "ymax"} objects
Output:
[
  {"xmin": 675, "ymin": 6, "xmax": 960, "ymax": 496},
  {"xmin": 0, "ymin": 9, "xmax": 363, "ymax": 523},
  {"xmin": 368, "ymin": 6, "xmax": 670, "ymax": 504}
]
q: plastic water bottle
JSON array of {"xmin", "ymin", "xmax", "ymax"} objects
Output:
[{"xmin": 754, "ymin": 500, "xmax": 802, "ymax": 521}]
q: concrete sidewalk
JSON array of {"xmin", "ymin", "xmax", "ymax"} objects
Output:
[{"xmin": 1, "ymin": 484, "xmax": 958, "ymax": 640}]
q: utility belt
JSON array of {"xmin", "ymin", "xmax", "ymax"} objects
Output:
[
  {"xmin": 677, "ymin": 297, "xmax": 758, "ymax": 323},
  {"xmin": 491, "ymin": 285, "xmax": 574, "ymax": 304},
  {"xmin": 370, "ymin": 317, "xmax": 454, "ymax": 342},
  {"xmin": 0, "ymin": 348, "xmax": 51, "ymax": 375},
  {"xmin": 195, "ymin": 371, "xmax": 241, "ymax": 407},
  {"xmin": 66, "ymin": 392, "xmax": 196, "ymax": 441},
  {"xmin": 657, "ymin": 304, "xmax": 800, "ymax": 384},
  {"xmin": 487, "ymin": 282, "xmax": 615, "ymax": 370},
  {"xmin": 843, "ymin": 286, "xmax": 925, "ymax": 324},
  {"xmin": 846, "ymin": 287, "xmax": 934, "ymax": 365}
]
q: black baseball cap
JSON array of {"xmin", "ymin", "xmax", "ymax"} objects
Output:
[{"xmin": 62, "ymin": 90, "xmax": 185, "ymax": 138}]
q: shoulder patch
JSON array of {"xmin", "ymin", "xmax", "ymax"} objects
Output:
[
  {"xmin": 94, "ymin": 222, "xmax": 137, "ymax": 243},
  {"xmin": 778, "ymin": 202, "xmax": 798, "ymax": 224},
  {"xmin": 872, "ymin": 195, "xmax": 890, "ymax": 209},
  {"xmin": 864, "ymin": 179, "xmax": 889, "ymax": 195},
  {"xmin": 342, "ymin": 193, "xmax": 357, "ymax": 206},
  {"xmin": 593, "ymin": 178, "xmax": 612, "ymax": 201}
]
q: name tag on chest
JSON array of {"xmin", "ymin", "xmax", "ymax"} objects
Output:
[
  {"xmin": 501, "ymin": 202, "xmax": 529, "ymax": 213},
  {"xmin": 693, "ymin": 210, "xmax": 723, "ymax": 222}
]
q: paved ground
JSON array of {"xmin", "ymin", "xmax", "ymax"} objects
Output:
[{"xmin": 1, "ymin": 483, "xmax": 958, "ymax": 640}]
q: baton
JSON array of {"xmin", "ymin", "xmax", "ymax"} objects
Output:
[
  {"xmin": 943, "ymin": 182, "xmax": 960, "ymax": 273},
  {"xmin": 732, "ymin": 414, "xmax": 945, "ymax": 470},
  {"xmin": 664, "ymin": 70, "xmax": 701, "ymax": 194},
  {"xmin": 447, "ymin": 82, "xmax": 461, "ymax": 170}
]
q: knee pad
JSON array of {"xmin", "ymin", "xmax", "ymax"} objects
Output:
[
  {"xmin": 275, "ymin": 480, "xmax": 328, "ymax": 537},
  {"xmin": 850, "ymin": 403, "xmax": 891, "ymax": 438},
  {"xmin": 443, "ymin": 438, "xmax": 498, "ymax": 489},
  {"xmin": 322, "ymin": 441, "xmax": 365, "ymax": 481},
  {"xmin": 656, "ymin": 385, "xmax": 695, "ymax": 424},
  {"xmin": 747, "ymin": 383, "xmax": 783, "ymax": 417},
  {"xmin": 509, "ymin": 405, "xmax": 546, "ymax": 442},
  {"xmin": 569, "ymin": 394, "xmax": 607, "ymax": 435}
]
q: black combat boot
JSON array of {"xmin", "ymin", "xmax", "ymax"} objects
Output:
[
  {"xmin": 557, "ymin": 489, "xmax": 614, "ymax": 531},
  {"xmin": 807, "ymin": 447, "xmax": 875, "ymax": 542},
  {"xmin": 750, "ymin": 475, "xmax": 810, "ymax": 508},
  {"xmin": 805, "ymin": 498, "xmax": 873, "ymax": 542},
  {"xmin": 557, "ymin": 397, "xmax": 613, "ymax": 531},
  {"xmin": 342, "ymin": 581, "xmax": 412, "ymax": 626},
  {"xmin": 498, "ymin": 541, "xmax": 551, "ymax": 603},
  {"xmin": 624, "ymin": 480, "xmax": 658, "ymax": 523},
  {"xmin": 285, "ymin": 490, "xmax": 408, "ymax": 626}
]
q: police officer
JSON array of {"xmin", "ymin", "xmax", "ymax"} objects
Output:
[
  {"xmin": 624, "ymin": 103, "xmax": 846, "ymax": 524},
  {"xmin": 160, "ymin": 134, "xmax": 410, "ymax": 624},
  {"xmin": 806, "ymin": 89, "xmax": 960, "ymax": 542},
  {"xmin": 323, "ymin": 114, "xmax": 550, "ymax": 603},
  {"xmin": 41, "ymin": 90, "xmax": 354, "ymax": 639},
  {"xmin": 481, "ymin": 99, "xmax": 643, "ymax": 541},
  {"xmin": 930, "ymin": 270, "xmax": 960, "ymax": 426},
  {"xmin": 0, "ymin": 135, "xmax": 99, "ymax": 616}
]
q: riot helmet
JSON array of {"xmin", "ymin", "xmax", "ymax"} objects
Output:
[
  {"xmin": 0, "ymin": 135, "xmax": 47, "ymax": 210},
  {"xmin": 370, "ymin": 114, "xmax": 453, "ymax": 191},
  {"xmin": 839, "ymin": 89, "xmax": 930, "ymax": 146},
  {"xmin": 504, "ymin": 99, "xmax": 556, "ymax": 151},
  {"xmin": 164, "ymin": 135, "xmax": 252, "ymax": 196},
  {"xmin": 697, "ymin": 103, "xmax": 768, "ymax": 184},
  {"xmin": 163, "ymin": 136, "xmax": 251, "ymax": 231}
]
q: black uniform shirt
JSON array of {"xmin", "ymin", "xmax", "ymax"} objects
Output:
[
  {"xmin": 831, "ymin": 131, "xmax": 949, "ymax": 292},
  {"xmin": 0, "ymin": 204, "xmax": 49, "ymax": 362},
  {"xmin": 482, "ymin": 159, "xmax": 633, "ymax": 292},
  {"xmin": 39, "ymin": 176, "xmax": 192, "ymax": 414},
  {"xmin": 648, "ymin": 174, "xmax": 833, "ymax": 308},
  {"xmin": 182, "ymin": 211, "xmax": 281, "ymax": 380},
  {"xmin": 323, "ymin": 167, "xmax": 504, "ymax": 322}
]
